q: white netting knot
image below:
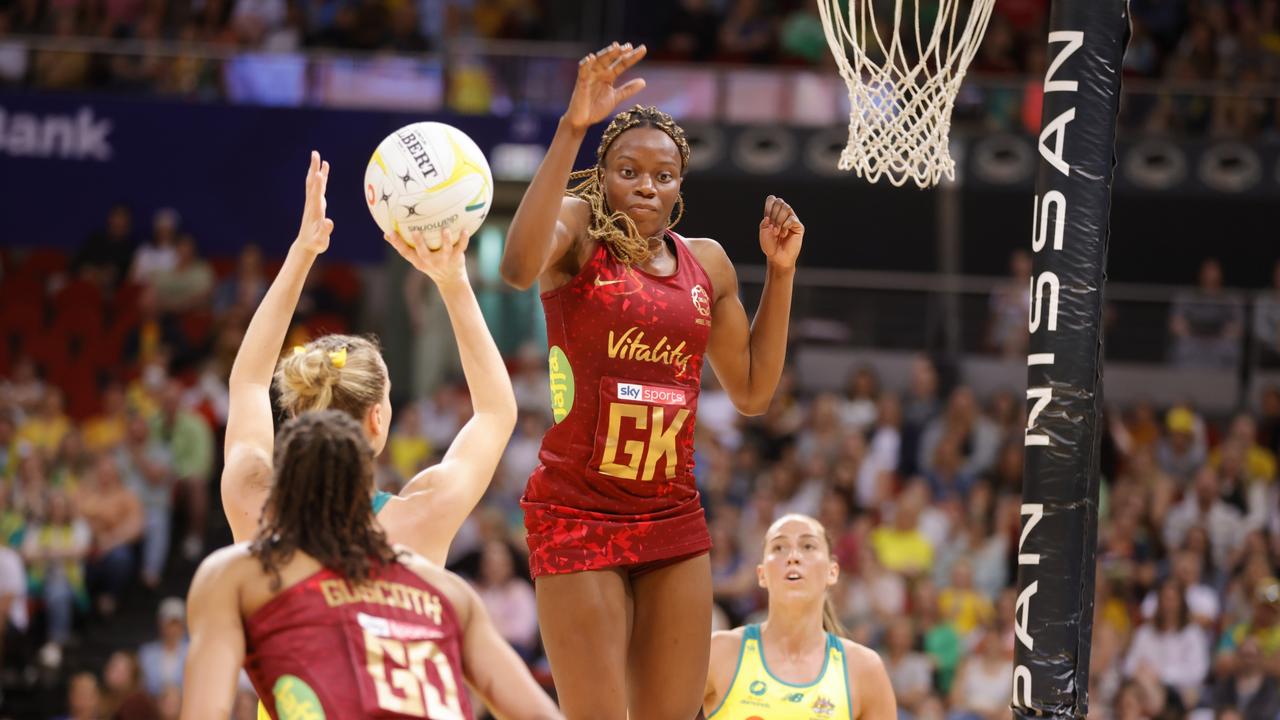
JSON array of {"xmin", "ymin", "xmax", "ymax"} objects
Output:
[{"xmin": 818, "ymin": 0, "xmax": 996, "ymax": 189}]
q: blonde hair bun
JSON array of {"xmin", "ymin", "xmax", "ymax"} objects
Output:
[{"xmin": 273, "ymin": 334, "xmax": 386, "ymax": 419}]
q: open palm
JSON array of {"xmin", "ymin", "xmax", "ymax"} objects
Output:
[
  {"xmin": 296, "ymin": 150, "xmax": 333, "ymax": 254},
  {"xmin": 564, "ymin": 42, "xmax": 648, "ymax": 131}
]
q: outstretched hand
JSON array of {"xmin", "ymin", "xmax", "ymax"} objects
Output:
[
  {"xmin": 564, "ymin": 41, "xmax": 648, "ymax": 132},
  {"xmin": 296, "ymin": 150, "xmax": 334, "ymax": 254},
  {"xmin": 758, "ymin": 195, "xmax": 804, "ymax": 270},
  {"xmin": 385, "ymin": 227, "xmax": 471, "ymax": 290}
]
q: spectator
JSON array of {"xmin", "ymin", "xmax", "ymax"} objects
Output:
[
  {"xmin": 0, "ymin": 354, "xmax": 45, "ymax": 418},
  {"xmin": 1213, "ymin": 637, "xmax": 1280, "ymax": 720},
  {"xmin": 1140, "ymin": 549, "xmax": 1220, "ymax": 628},
  {"xmin": 882, "ymin": 617, "xmax": 933, "ymax": 717},
  {"xmin": 387, "ymin": 407, "xmax": 433, "ymax": 484},
  {"xmin": 16, "ymin": 386, "xmax": 71, "ymax": 458},
  {"xmin": 0, "ymin": 541, "xmax": 26, "ymax": 666},
  {"xmin": 102, "ymin": 649, "xmax": 159, "ymax": 718},
  {"xmin": 138, "ymin": 597, "xmax": 188, "ymax": 698},
  {"xmin": 131, "ymin": 208, "xmax": 181, "ymax": 285},
  {"xmin": 937, "ymin": 557, "xmax": 993, "ymax": 638},
  {"xmin": 662, "ymin": 0, "xmax": 720, "ymax": 61},
  {"xmin": 150, "ymin": 233, "xmax": 215, "ymax": 314},
  {"xmin": 1169, "ymin": 258, "xmax": 1244, "ymax": 369},
  {"xmin": 23, "ymin": 489, "xmax": 89, "ymax": 668},
  {"xmin": 1253, "ymin": 260, "xmax": 1280, "ymax": 365},
  {"xmin": 875, "ymin": 350, "xmax": 931, "ymax": 439},
  {"xmin": 1216, "ymin": 577, "xmax": 1280, "ymax": 677},
  {"xmin": 82, "ymin": 382, "xmax": 129, "ymax": 454},
  {"xmin": 1211, "ymin": 413, "xmax": 1278, "ymax": 483},
  {"xmin": 777, "ymin": 1, "xmax": 827, "ymax": 64},
  {"xmin": 55, "ymin": 672, "xmax": 103, "ymax": 720},
  {"xmin": 1123, "ymin": 579, "xmax": 1210, "ymax": 713},
  {"xmin": 858, "ymin": 392, "xmax": 901, "ymax": 509},
  {"xmin": 795, "ymin": 393, "xmax": 845, "ymax": 465},
  {"xmin": 839, "ymin": 365, "xmax": 880, "ymax": 433},
  {"xmin": 918, "ymin": 386, "xmax": 1001, "ymax": 478},
  {"xmin": 924, "ymin": 432, "xmax": 976, "ymax": 504},
  {"xmin": 495, "ymin": 412, "xmax": 545, "ymax": 510},
  {"xmin": 212, "ymin": 244, "xmax": 268, "ymax": 319},
  {"xmin": 151, "ymin": 380, "xmax": 212, "ymax": 561},
  {"xmin": 32, "ymin": 9, "xmax": 91, "ymax": 90},
  {"xmin": 79, "ymin": 454, "xmax": 144, "ymax": 616},
  {"xmin": 472, "ymin": 540, "xmax": 538, "ymax": 660},
  {"xmin": 1164, "ymin": 465, "xmax": 1245, "ymax": 571},
  {"xmin": 116, "ymin": 412, "xmax": 173, "ymax": 587},
  {"xmin": 73, "ymin": 204, "xmax": 137, "ymax": 289},
  {"xmin": 843, "ymin": 544, "xmax": 907, "ymax": 630},
  {"xmin": 718, "ymin": 0, "xmax": 775, "ymax": 63},
  {"xmin": 946, "ymin": 628, "xmax": 1012, "ymax": 720},
  {"xmin": 1155, "ymin": 405, "xmax": 1207, "ymax": 484},
  {"xmin": 871, "ymin": 488, "xmax": 934, "ymax": 577}
]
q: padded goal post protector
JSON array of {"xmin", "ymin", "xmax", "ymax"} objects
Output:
[{"xmin": 1016, "ymin": 0, "xmax": 1130, "ymax": 718}]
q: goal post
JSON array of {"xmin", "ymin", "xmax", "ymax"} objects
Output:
[{"xmin": 1015, "ymin": 0, "xmax": 1130, "ymax": 717}]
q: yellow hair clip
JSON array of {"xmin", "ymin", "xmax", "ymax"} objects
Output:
[
  {"xmin": 292, "ymin": 345, "xmax": 306, "ymax": 356},
  {"xmin": 328, "ymin": 347, "xmax": 348, "ymax": 369}
]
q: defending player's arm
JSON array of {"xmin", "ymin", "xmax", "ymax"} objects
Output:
[
  {"xmin": 382, "ymin": 230, "xmax": 517, "ymax": 561},
  {"xmin": 222, "ymin": 151, "xmax": 333, "ymax": 543},
  {"xmin": 452, "ymin": 575, "xmax": 563, "ymax": 720},
  {"xmin": 701, "ymin": 195, "xmax": 803, "ymax": 416},
  {"xmin": 846, "ymin": 641, "xmax": 898, "ymax": 720},
  {"xmin": 500, "ymin": 42, "xmax": 646, "ymax": 290},
  {"xmin": 179, "ymin": 548, "xmax": 248, "ymax": 720}
]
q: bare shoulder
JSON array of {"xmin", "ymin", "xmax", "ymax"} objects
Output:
[
  {"xmin": 683, "ymin": 236, "xmax": 730, "ymax": 265},
  {"xmin": 682, "ymin": 236, "xmax": 736, "ymax": 297},
  {"xmin": 709, "ymin": 627, "xmax": 747, "ymax": 671},
  {"xmin": 841, "ymin": 638, "xmax": 890, "ymax": 686},
  {"xmin": 395, "ymin": 547, "xmax": 475, "ymax": 617},
  {"xmin": 190, "ymin": 543, "xmax": 256, "ymax": 593},
  {"xmin": 560, "ymin": 194, "xmax": 590, "ymax": 227}
]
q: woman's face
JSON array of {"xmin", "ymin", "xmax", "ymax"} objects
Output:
[
  {"xmin": 601, "ymin": 126, "xmax": 684, "ymax": 241},
  {"xmin": 757, "ymin": 516, "xmax": 838, "ymax": 602}
]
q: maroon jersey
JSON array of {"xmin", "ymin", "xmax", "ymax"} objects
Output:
[
  {"xmin": 522, "ymin": 231, "xmax": 714, "ymax": 577},
  {"xmin": 245, "ymin": 563, "xmax": 473, "ymax": 720}
]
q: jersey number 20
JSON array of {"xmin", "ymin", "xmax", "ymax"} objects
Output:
[{"xmin": 363, "ymin": 631, "xmax": 464, "ymax": 719}]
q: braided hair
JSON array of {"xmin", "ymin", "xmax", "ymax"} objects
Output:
[
  {"xmin": 567, "ymin": 105, "xmax": 691, "ymax": 265},
  {"xmin": 250, "ymin": 410, "xmax": 397, "ymax": 589}
]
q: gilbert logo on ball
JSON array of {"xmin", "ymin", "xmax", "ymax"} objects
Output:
[{"xmin": 364, "ymin": 121, "xmax": 493, "ymax": 250}]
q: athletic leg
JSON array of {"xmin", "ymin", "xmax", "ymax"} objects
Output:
[
  {"xmin": 535, "ymin": 569, "xmax": 632, "ymax": 720},
  {"xmin": 627, "ymin": 553, "xmax": 712, "ymax": 720}
]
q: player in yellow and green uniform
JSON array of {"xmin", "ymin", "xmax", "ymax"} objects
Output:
[{"xmin": 703, "ymin": 514, "xmax": 898, "ymax": 720}]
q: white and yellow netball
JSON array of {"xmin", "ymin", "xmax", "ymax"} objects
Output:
[{"xmin": 363, "ymin": 121, "xmax": 493, "ymax": 250}]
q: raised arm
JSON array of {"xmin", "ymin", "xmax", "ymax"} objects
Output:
[
  {"xmin": 179, "ymin": 548, "xmax": 247, "ymax": 720},
  {"xmin": 222, "ymin": 151, "xmax": 333, "ymax": 543},
  {"xmin": 381, "ymin": 229, "xmax": 517, "ymax": 564},
  {"xmin": 500, "ymin": 42, "xmax": 646, "ymax": 290},
  {"xmin": 702, "ymin": 195, "xmax": 804, "ymax": 416}
]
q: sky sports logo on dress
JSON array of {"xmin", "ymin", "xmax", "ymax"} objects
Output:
[{"xmin": 616, "ymin": 383, "xmax": 685, "ymax": 405}]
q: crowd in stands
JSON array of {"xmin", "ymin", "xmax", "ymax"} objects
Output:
[
  {"xmin": 1, "ymin": 0, "xmax": 1279, "ymax": 136},
  {"xmin": 3, "ymin": 200, "xmax": 1280, "ymax": 719}
]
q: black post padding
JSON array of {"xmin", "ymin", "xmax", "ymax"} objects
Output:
[{"xmin": 1014, "ymin": 0, "xmax": 1129, "ymax": 718}]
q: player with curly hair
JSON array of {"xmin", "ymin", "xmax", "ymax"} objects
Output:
[{"xmin": 500, "ymin": 42, "xmax": 806, "ymax": 720}]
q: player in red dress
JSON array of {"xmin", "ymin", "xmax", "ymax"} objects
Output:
[
  {"xmin": 500, "ymin": 42, "xmax": 804, "ymax": 720},
  {"xmin": 181, "ymin": 411, "xmax": 561, "ymax": 720}
]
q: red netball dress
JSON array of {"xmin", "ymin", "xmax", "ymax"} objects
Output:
[
  {"xmin": 522, "ymin": 230, "xmax": 715, "ymax": 577},
  {"xmin": 245, "ymin": 563, "xmax": 473, "ymax": 719}
]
